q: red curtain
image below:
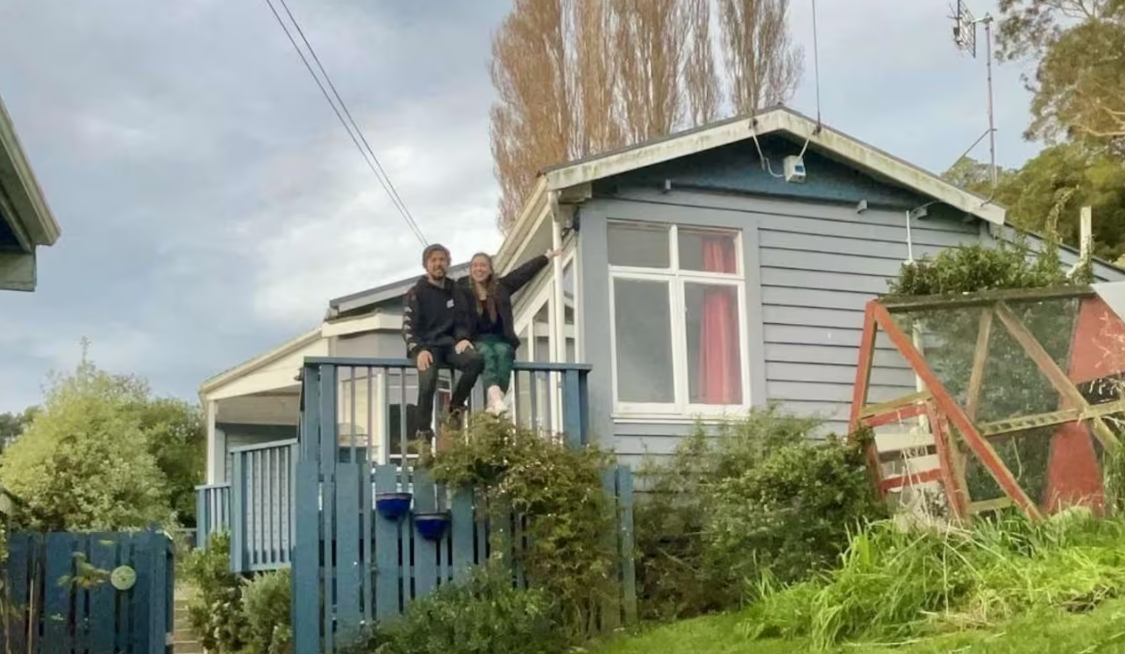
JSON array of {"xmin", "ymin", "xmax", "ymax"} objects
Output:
[{"xmin": 698, "ymin": 236, "xmax": 741, "ymax": 404}]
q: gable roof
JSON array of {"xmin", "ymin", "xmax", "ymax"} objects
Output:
[
  {"xmin": 327, "ymin": 262, "xmax": 470, "ymax": 318},
  {"xmin": 549, "ymin": 106, "xmax": 1005, "ymax": 224},
  {"xmin": 496, "ymin": 106, "xmax": 1006, "ymax": 270}
]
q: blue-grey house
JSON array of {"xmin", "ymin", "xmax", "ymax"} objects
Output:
[
  {"xmin": 491, "ymin": 106, "xmax": 1124, "ymax": 467},
  {"xmin": 197, "ymin": 106, "xmax": 1125, "ymax": 569},
  {"xmin": 0, "ymin": 90, "xmax": 60, "ymax": 292}
]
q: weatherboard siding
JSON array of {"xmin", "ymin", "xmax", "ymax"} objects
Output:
[
  {"xmin": 578, "ymin": 187, "xmax": 985, "ymax": 468},
  {"xmin": 756, "ymin": 205, "xmax": 980, "ymax": 435}
]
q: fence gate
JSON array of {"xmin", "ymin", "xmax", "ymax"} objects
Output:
[{"xmin": 1, "ymin": 529, "xmax": 174, "ymax": 654}]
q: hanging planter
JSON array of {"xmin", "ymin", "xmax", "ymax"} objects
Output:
[
  {"xmin": 413, "ymin": 511, "xmax": 451, "ymax": 541},
  {"xmin": 375, "ymin": 492, "xmax": 413, "ymax": 521}
]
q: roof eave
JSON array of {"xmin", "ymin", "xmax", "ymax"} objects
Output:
[
  {"xmin": 0, "ymin": 94, "xmax": 60, "ymax": 248},
  {"xmin": 495, "ymin": 177, "xmax": 549, "ymax": 272}
]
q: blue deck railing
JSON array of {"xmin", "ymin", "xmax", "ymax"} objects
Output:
[{"xmin": 195, "ymin": 357, "xmax": 593, "ymax": 573}]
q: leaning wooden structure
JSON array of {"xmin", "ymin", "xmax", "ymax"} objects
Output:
[{"xmin": 850, "ymin": 285, "xmax": 1125, "ymax": 522}]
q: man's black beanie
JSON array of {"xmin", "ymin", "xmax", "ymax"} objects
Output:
[{"xmin": 422, "ymin": 243, "xmax": 450, "ymax": 265}]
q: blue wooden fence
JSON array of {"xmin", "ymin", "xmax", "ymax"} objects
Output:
[
  {"xmin": 1, "ymin": 529, "xmax": 174, "ymax": 654},
  {"xmin": 229, "ymin": 439, "xmax": 297, "ymax": 572},
  {"xmin": 195, "ymin": 357, "xmax": 595, "ymax": 574},
  {"xmin": 292, "ymin": 357, "xmax": 633, "ymax": 653}
]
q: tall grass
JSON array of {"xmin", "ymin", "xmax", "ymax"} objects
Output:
[{"xmin": 742, "ymin": 509, "xmax": 1125, "ymax": 651}]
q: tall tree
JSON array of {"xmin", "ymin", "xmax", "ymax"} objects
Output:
[
  {"xmin": 490, "ymin": 0, "xmax": 574, "ymax": 229},
  {"xmin": 719, "ymin": 0, "xmax": 804, "ymax": 114},
  {"xmin": 997, "ymin": 0, "xmax": 1125, "ymax": 150},
  {"xmin": 489, "ymin": 0, "xmax": 803, "ymax": 231}
]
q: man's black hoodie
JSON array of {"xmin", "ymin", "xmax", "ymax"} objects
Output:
[{"xmin": 402, "ymin": 275, "xmax": 469, "ymax": 357}]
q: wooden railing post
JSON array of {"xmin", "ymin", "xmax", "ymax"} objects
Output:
[
  {"xmin": 230, "ymin": 452, "xmax": 247, "ymax": 573},
  {"xmin": 563, "ymin": 369, "xmax": 583, "ymax": 449},
  {"xmin": 195, "ymin": 489, "xmax": 207, "ymax": 549}
]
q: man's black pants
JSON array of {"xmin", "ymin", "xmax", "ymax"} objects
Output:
[{"xmin": 414, "ymin": 345, "xmax": 485, "ymax": 435}]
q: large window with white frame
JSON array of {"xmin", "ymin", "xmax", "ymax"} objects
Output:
[{"xmin": 608, "ymin": 221, "xmax": 748, "ymax": 416}]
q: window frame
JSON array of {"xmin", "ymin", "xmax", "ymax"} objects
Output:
[
  {"xmin": 608, "ymin": 221, "xmax": 750, "ymax": 418},
  {"xmin": 509, "ymin": 236, "xmax": 581, "ymax": 434}
]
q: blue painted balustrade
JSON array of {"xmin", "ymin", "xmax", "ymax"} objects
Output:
[{"xmin": 195, "ymin": 357, "xmax": 593, "ymax": 573}]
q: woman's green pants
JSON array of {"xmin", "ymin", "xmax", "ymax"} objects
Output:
[{"xmin": 475, "ymin": 335, "xmax": 515, "ymax": 393}]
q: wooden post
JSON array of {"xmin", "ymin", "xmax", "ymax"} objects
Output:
[{"xmin": 850, "ymin": 302, "xmax": 885, "ymax": 492}]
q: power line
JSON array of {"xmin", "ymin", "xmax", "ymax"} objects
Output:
[{"xmin": 263, "ymin": 0, "xmax": 428, "ymax": 245}]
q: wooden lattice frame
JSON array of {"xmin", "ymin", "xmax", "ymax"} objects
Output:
[{"xmin": 849, "ymin": 285, "xmax": 1125, "ymax": 521}]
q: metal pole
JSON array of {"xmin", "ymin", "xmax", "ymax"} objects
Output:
[{"xmin": 984, "ymin": 15, "xmax": 997, "ymax": 190}]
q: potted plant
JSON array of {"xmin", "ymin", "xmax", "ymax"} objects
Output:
[
  {"xmin": 375, "ymin": 492, "xmax": 413, "ymax": 520},
  {"xmin": 413, "ymin": 511, "xmax": 451, "ymax": 541}
]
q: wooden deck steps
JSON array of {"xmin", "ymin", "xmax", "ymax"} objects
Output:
[{"xmin": 173, "ymin": 587, "xmax": 203, "ymax": 654}]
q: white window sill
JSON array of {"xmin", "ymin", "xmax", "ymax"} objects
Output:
[{"xmin": 612, "ymin": 407, "xmax": 751, "ymax": 425}]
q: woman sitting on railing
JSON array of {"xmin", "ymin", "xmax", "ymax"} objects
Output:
[{"xmin": 458, "ymin": 249, "xmax": 561, "ymax": 415}]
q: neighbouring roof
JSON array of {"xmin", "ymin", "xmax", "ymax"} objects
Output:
[
  {"xmin": 199, "ymin": 326, "xmax": 322, "ymax": 396},
  {"xmin": 327, "ymin": 262, "xmax": 470, "ymax": 318},
  {"xmin": 497, "ymin": 105, "xmax": 1007, "ymax": 270},
  {"xmin": 0, "ymin": 91, "xmax": 60, "ymax": 251}
]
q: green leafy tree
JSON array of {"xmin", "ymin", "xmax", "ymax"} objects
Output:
[
  {"xmin": 0, "ymin": 355, "xmax": 170, "ymax": 531},
  {"xmin": 0, "ymin": 406, "xmax": 39, "ymax": 452},
  {"xmin": 132, "ymin": 398, "xmax": 205, "ymax": 527},
  {"xmin": 996, "ymin": 0, "xmax": 1125, "ymax": 150},
  {"xmin": 944, "ymin": 147, "xmax": 1125, "ymax": 261}
]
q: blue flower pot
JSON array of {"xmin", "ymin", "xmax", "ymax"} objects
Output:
[
  {"xmin": 414, "ymin": 511, "xmax": 451, "ymax": 541},
  {"xmin": 375, "ymin": 492, "xmax": 413, "ymax": 521}
]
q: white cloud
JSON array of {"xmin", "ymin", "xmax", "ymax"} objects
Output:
[{"xmin": 242, "ymin": 92, "xmax": 502, "ymax": 324}]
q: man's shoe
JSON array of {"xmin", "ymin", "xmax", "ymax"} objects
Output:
[{"xmin": 444, "ymin": 405, "xmax": 467, "ymax": 431}]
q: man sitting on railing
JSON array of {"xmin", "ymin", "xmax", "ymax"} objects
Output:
[{"xmin": 403, "ymin": 243, "xmax": 484, "ymax": 441}]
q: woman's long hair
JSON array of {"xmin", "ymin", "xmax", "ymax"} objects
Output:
[{"xmin": 470, "ymin": 252, "xmax": 501, "ymax": 323}]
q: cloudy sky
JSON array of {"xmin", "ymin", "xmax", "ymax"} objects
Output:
[{"xmin": 0, "ymin": 0, "xmax": 1036, "ymax": 412}]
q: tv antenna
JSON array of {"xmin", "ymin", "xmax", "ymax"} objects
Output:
[{"xmin": 949, "ymin": 1, "xmax": 998, "ymax": 193}]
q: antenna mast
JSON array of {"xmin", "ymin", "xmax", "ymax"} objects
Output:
[{"xmin": 951, "ymin": 0, "xmax": 998, "ymax": 191}]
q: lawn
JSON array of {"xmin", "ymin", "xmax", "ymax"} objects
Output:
[{"xmin": 595, "ymin": 598, "xmax": 1125, "ymax": 653}]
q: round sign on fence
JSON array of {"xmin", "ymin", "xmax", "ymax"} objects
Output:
[{"xmin": 110, "ymin": 565, "xmax": 136, "ymax": 591}]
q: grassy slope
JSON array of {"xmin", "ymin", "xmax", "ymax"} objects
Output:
[{"xmin": 595, "ymin": 598, "xmax": 1125, "ymax": 654}]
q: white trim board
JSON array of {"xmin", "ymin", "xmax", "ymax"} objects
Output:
[
  {"xmin": 200, "ymin": 312, "xmax": 404, "ymax": 401},
  {"xmin": 543, "ymin": 107, "xmax": 1005, "ymax": 226}
]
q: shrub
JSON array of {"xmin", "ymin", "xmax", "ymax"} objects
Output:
[
  {"xmin": 182, "ymin": 532, "xmax": 249, "ymax": 654},
  {"xmin": 374, "ymin": 564, "xmax": 566, "ymax": 654},
  {"xmin": 420, "ymin": 416, "xmax": 616, "ymax": 638},
  {"xmin": 243, "ymin": 569, "xmax": 292, "ymax": 654},
  {"xmin": 635, "ymin": 407, "xmax": 884, "ymax": 620}
]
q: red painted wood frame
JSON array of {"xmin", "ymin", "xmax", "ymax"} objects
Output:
[
  {"xmin": 926, "ymin": 401, "xmax": 968, "ymax": 520},
  {"xmin": 849, "ymin": 303, "xmax": 885, "ymax": 492},
  {"xmin": 867, "ymin": 301, "xmax": 1041, "ymax": 520}
]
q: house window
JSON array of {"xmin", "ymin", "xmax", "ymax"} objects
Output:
[{"xmin": 608, "ymin": 222, "xmax": 747, "ymax": 414}]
